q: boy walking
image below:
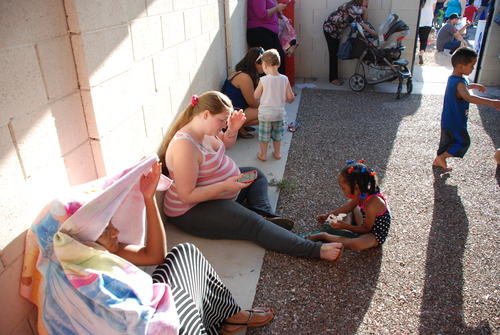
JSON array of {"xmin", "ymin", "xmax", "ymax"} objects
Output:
[
  {"xmin": 254, "ymin": 49, "xmax": 295, "ymax": 161},
  {"xmin": 433, "ymin": 47, "xmax": 500, "ymax": 171}
]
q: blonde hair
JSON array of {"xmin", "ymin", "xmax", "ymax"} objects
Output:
[
  {"xmin": 261, "ymin": 49, "xmax": 281, "ymax": 67},
  {"xmin": 160, "ymin": 91, "xmax": 233, "ymax": 165}
]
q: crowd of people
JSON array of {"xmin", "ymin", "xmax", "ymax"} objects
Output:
[{"xmin": 20, "ymin": 1, "xmax": 500, "ymax": 334}]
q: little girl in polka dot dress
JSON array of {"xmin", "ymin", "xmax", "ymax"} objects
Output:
[{"xmin": 305, "ymin": 160, "xmax": 391, "ymax": 250}]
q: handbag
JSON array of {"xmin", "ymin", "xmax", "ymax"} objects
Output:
[
  {"xmin": 278, "ymin": 15, "xmax": 299, "ymax": 56},
  {"xmin": 336, "ymin": 26, "xmax": 356, "ymax": 60}
]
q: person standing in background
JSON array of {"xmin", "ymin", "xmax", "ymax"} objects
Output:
[
  {"xmin": 247, "ymin": 0, "xmax": 289, "ymax": 75},
  {"xmin": 418, "ymin": 0, "xmax": 437, "ymax": 65},
  {"xmin": 444, "ymin": 0, "xmax": 466, "ymax": 20},
  {"xmin": 474, "ymin": 0, "xmax": 491, "ymax": 24}
]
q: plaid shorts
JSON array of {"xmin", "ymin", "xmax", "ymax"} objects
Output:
[{"xmin": 258, "ymin": 120, "xmax": 285, "ymax": 143}]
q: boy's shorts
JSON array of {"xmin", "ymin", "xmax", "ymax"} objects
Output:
[
  {"xmin": 259, "ymin": 120, "xmax": 285, "ymax": 143},
  {"xmin": 437, "ymin": 129, "xmax": 471, "ymax": 158}
]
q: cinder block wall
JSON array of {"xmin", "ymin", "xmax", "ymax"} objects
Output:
[
  {"xmin": 0, "ymin": 0, "xmax": 247, "ymax": 333},
  {"xmin": 293, "ymin": 0, "xmax": 419, "ymax": 80}
]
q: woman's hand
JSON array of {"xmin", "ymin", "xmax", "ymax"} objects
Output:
[
  {"xmin": 140, "ymin": 162, "xmax": 161, "ymax": 200},
  {"xmin": 224, "ymin": 174, "xmax": 252, "ymax": 192},
  {"xmin": 227, "ymin": 109, "xmax": 246, "ymax": 132}
]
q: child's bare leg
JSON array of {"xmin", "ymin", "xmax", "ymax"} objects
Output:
[
  {"xmin": 272, "ymin": 141, "xmax": 281, "ymax": 160},
  {"xmin": 432, "ymin": 152, "xmax": 452, "ymax": 171},
  {"xmin": 312, "ymin": 233, "xmax": 378, "ymax": 251},
  {"xmin": 352, "ymin": 207, "xmax": 363, "ymax": 226},
  {"xmin": 257, "ymin": 142, "xmax": 267, "ymax": 162}
]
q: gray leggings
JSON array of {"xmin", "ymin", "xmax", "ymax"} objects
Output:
[{"xmin": 167, "ymin": 199, "xmax": 322, "ymax": 259}]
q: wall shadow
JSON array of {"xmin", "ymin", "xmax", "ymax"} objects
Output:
[{"xmin": 418, "ymin": 170, "xmax": 492, "ymax": 334}]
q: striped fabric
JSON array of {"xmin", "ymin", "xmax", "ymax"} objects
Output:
[
  {"xmin": 163, "ymin": 132, "xmax": 240, "ymax": 217},
  {"xmin": 152, "ymin": 243, "xmax": 241, "ymax": 335}
]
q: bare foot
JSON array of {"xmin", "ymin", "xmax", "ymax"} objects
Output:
[
  {"xmin": 330, "ymin": 79, "xmax": 344, "ymax": 86},
  {"xmin": 256, "ymin": 152, "xmax": 266, "ymax": 162},
  {"xmin": 272, "ymin": 152, "xmax": 281, "ymax": 160},
  {"xmin": 320, "ymin": 242, "xmax": 344, "ymax": 262},
  {"xmin": 432, "ymin": 157, "xmax": 452, "ymax": 171}
]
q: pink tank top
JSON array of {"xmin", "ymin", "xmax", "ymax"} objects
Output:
[{"xmin": 163, "ymin": 132, "xmax": 241, "ymax": 217}]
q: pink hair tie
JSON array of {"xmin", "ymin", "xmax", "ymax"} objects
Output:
[{"xmin": 191, "ymin": 95, "xmax": 199, "ymax": 107}]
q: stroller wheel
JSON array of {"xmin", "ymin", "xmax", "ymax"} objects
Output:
[
  {"xmin": 397, "ymin": 83, "xmax": 402, "ymax": 99},
  {"xmin": 349, "ymin": 74, "xmax": 365, "ymax": 92},
  {"xmin": 406, "ymin": 78, "xmax": 413, "ymax": 94}
]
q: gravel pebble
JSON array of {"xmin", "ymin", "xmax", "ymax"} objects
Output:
[{"xmin": 247, "ymin": 89, "xmax": 500, "ymax": 334}]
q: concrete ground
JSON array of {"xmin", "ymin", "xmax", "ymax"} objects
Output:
[{"xmin": 149, "ymin": 57, "xmax": 499, "ymax": 334}]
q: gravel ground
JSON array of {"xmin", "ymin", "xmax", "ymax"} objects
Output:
[{"xmin": 247, "ymin": 89, "xmax": 500, "ymax": 334}]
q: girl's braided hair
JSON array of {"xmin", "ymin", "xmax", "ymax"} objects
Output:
[{"xmin": 340, "ymin": 160, "xmax": 380, "ymax": 197}]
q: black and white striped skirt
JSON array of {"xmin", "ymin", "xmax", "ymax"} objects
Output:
[{"xmin": 152, "ymin": 243, "xmax": 241, "ymax": 335}]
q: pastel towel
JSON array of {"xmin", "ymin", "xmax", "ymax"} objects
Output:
[{"xmin": 20, "ymin": 154, "xmax": 179, "ymax": 335}]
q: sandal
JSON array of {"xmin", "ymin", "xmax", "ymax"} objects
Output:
[
  {"xmin": 221, "ymin": 308, "xmax": 274, "ymax": 335},
  {"xmin": 322, "ymin": 223, "xmax": 357, "ymax": 238},
  {"xmin": 238, "ymin": 132, "xmax": 254, "ymax": 139},
  {"xmin": 299, "ymin": 231, "xmax": 322, "ymax": 239},
  {"xmin": 244, "ymin": 126, "xmax": 256, "ymax": 132},
  {"xmin": 333, "ymin": 245, "xmax": 344, "ymax": 263},
  {"xmin": 265, "ymin": 217, "xmax": 294, "ymax": 231},
  {"xmin": 288, "ymin": 121, "xmax": 299, "ymax": 132}
]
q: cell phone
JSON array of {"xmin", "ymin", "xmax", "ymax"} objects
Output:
[{"xmin": 237, "ymin": 170, "xmax": 258, "ymax": 183}]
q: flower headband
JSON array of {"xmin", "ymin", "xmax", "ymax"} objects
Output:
[{"xmin": 191, "ymin": 95, "xmax": 199, "ymax": 107}]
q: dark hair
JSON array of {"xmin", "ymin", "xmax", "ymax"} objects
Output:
[
  {"xmin": 451, "ymin": 46, "xmax": 477, "ymax": 67},
  {"xmin": 340, "ymin": 161, "xmax": 380, "ymax": 197},
  {"xmin": 235, "ymin": 47, "xmax": 264, "ymax": 89}
]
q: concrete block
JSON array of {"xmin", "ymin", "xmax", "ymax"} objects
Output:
[
  {"xmin": 11, "ymin": 309, "xmax": 38, "ymax": 335},
  {"xmin": 153, "ymin": 48, "xmax": 180, "ymax": 92},
  {"xmin": 173, "ymin": 0, "xmax": 195, "ymax": 11},
  {"xmin": 0, "ymin": 0, "xmax": 67, "ymax": 48},
  {"xmin": 131, "ymin": 17, "xmax": 163, "ymax": 61},
  {"xmin": 201, "ymin": 4, "xmax": 217, "ymax": 33},
  {"xmin": 146, "ymin": 0, "xmax": 173, "ymax": 15},
  {"xmin": 13, "ymin": 107, "xmax": 65, "ymax": 178},
  {"xmin": 184, "ymin": 8, "xmax": 203, "ymax": 41},
  {"xmin": 194, "ymin": 34, "xmax": 211, "ymax": 65},
  {"xmin": 142, "ymin": 90, "xmax": 171, "ymax": 137},
  {"xmin": 0, "ymin": 46, "xmax": 47, "ymax": 125},
  {"xmin": 0, "ymin": 231, "xmax": 26, "ymax": 268},
  {"xmin": 189, "ymin": 65, "xmax": 207, "ymax": 95},
  {"xmin": 12, "ymin": 93, "xmax": 86, "ymax": 176},
  {"xmin": 126, "ymin": 0, "xmax": 148, "ymax": 21},
  {"xmin": 98, "ymin": 112, "xmax": 147, "ymax": 174},
  {"xmin": 131, "ymin": 59, "xmax": 157, "ymax": 103},
  {"xmin": 66, "ymin": 0, "xmax": 130, "ymax": 32},
  {"xmin": 64, "ymin": 142, "xmax": 98, "ymax": 187},
  {"xmin": 169, "ymin": 76, "xmax": 192, "ymax": 116},
  {"xmin": 0, "ymin": 256, "xmax": 37, "ymax": 335},
  {"xmin": 162, "ymin": 12, "xmax": 186, "ymax": 48},
  {"xmin": 177, "ymin": 40, "xmax": 198, "ymax": 72},
  {"xmin": 89, "ymin": 70, "xmax": 141, "ymax": 136},
  {"xmin": 302, "ymin": 0, "xmax": 330, "ymax": 10},
  {"xmin": 80, "ymin": 26, "xmax": 134, "ymax": 87},
  {"xmin": 36, "ymin": 36, "xmax": 79, "ymax": 100}
]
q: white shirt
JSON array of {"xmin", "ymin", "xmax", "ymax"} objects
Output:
[
  {"xmin": 258, "ymin": 74, "xmax": 289, "ymax": 122},
  {"xmin": 420, "ymin": 0, "xmax": 437, "ymax": 27}
]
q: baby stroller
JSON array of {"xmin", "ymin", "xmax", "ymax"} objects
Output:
[{"xmin": 348, "ymin": 13, "xmax": 412, "ymax": 99}]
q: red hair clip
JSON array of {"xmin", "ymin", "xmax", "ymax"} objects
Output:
[
  {"xmin": 370, "ymin": 169, "xmax": 376, "ymax": 176},
  {"xmin": 191, "ymin": 95, "xmax": 199, "ymax": 107},
  {"xmin": 358, "ymin": 159, "xmax": 365, "ymax": 163},
  {"xmin": 348, "ymin": 167, "xmax": 354, "ymax": 173}
]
